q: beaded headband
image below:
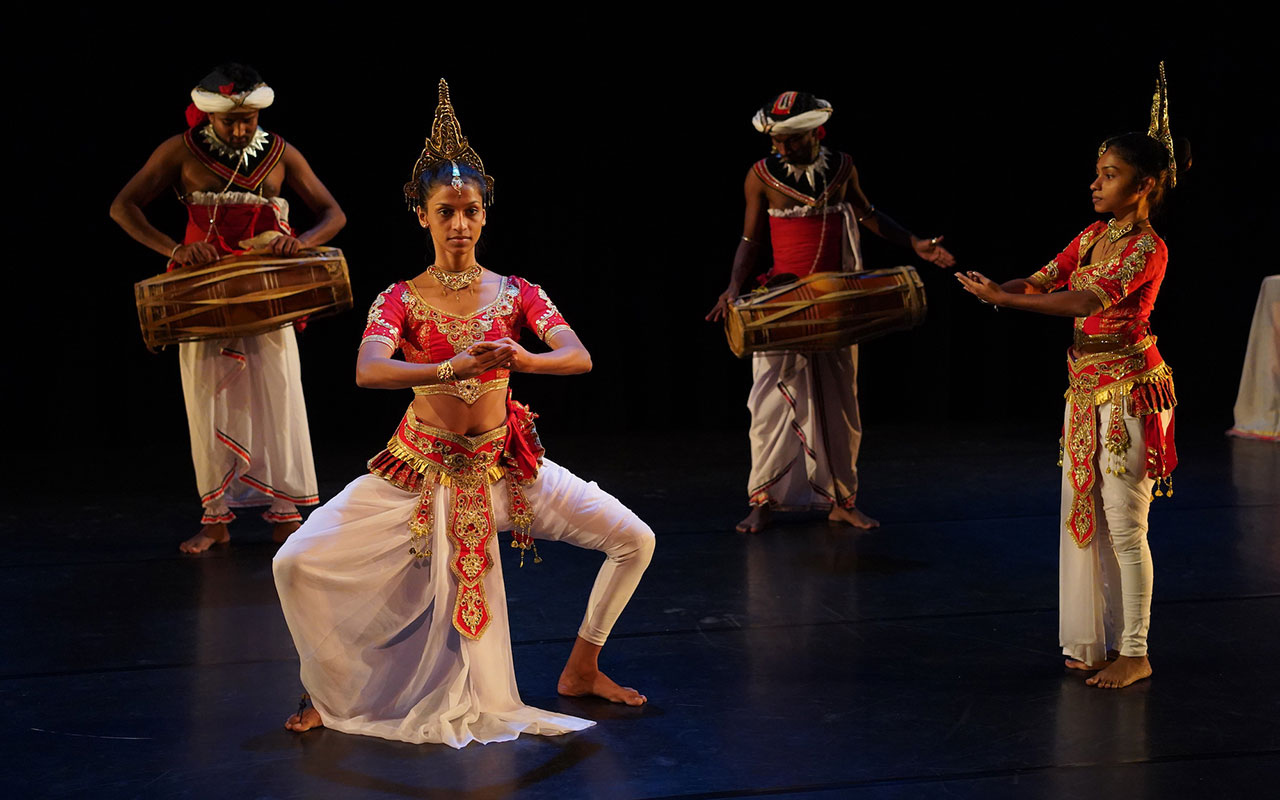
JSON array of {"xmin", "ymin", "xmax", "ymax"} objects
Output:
[{"xmin": 404, "ymin": 79, "xmax": 495, "ymax": 210}]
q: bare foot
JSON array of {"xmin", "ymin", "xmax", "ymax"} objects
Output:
[
  {"xmin": 284, "ymin": 707, "xmax": 323, "ymax": 732},
  {"xmin": 1065, "ymin": 650, "xmax": 1120, "ymax": 671},
  {"xmin": 735, "ymin": 505, "xmax": 772, "ymax": 533},
  {"xmin": 179, "ymin": 523, "xmax": 230, "ymax": 554},
  {"xmin": 272, "ymin": 521, "xmax": 301, "ymax": 544},
  {"xmin": 828, "ymin": 505, "xmax": 880, "ymax": 529},
  {"xmin": 1086, "ymin": 655, "xmax": 1152, "ymax": 689},
  {"xmin": 558, "ymin": 667, "xmax": 647, "ymax": 706}
]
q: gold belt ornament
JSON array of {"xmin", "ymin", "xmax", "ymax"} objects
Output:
[
  {"xmin": 1061, "ymin": 335, "xmax": 1175, "ymax": 548},
  {"xmin": 368, "ymin": 407, "xmax": 539, "ymax": 640}
]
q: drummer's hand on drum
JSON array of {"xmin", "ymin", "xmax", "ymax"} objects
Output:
[
  {"xmin": 955, "ymin": 270, "xmax": 1003, "ymax": 305},
  {"xmin": 912, "ymin": 235, "xmax": 957, "ymax": 269},
  {"xmin": 706, "ymin": 289, "xmax": 738, "ymax": 322},
  {"xmin": 173, "ymin": 242, "xmax": 219, "ymax": 267},
  {"xmin": 268, "ymin": 235, "xmax": 306, "ymax": 257},
  {"xmin": 451, "ymin": 341, "xmax": 514, "ymax": 379}
]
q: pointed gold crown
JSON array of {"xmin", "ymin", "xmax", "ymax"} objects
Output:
[
  {"xmin": 404, "ymin": 79, "xmax": 494, "ymax": 209},
  {"xmin": 1147, "ymin": 61, "xmax": 1176, "ymax": 187}
]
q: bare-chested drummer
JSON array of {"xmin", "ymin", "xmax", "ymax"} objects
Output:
[
  {"xmin": 706, "ymin": 90, "xmax": 955, "ymax": 533},
  {"xmin": 110, "ymin": 63, "xmax": 346, "ymax": 553}
]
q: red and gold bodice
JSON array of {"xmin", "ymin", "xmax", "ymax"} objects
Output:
[
  {"xmin": 362, "ymin": 278, "xmax": 562, "ymax": 634},
  {"xmin": 1030, "ymin": 220, "xmax": 1167, "ymax": 348},
  {"xmin": 361, "ymin": 275, "xmax": 571, "ymax": 404}
]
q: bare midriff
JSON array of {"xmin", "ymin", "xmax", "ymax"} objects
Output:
[{"xmin": 410, "ymin": 393, "xmax": 507, "ymax": 436}]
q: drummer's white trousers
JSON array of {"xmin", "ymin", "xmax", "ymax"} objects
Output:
[
  {"xmin": 178, "ymin": 327, "xmax": 319, "ymax": 524},
  {"xmin": 746, "ymin": 346, "xmax": 862, "ymax": 510}
]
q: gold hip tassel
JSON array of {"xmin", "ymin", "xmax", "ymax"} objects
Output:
[
  {"xmin": 409, "ymin": 487, "xmax": 433, "ymax": 559},
  {"xmin": 1104, "ymin": 401, "xmax": 1131, "ymax": 475}
]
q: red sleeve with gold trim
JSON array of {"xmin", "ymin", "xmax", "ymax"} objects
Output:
[
  {"xmin": 1086, "ymin": 233, "xmax": 1166, "ymax": 309},
  {"xmin": 361, "ymin": 283, "xmax": 406, "ymax": 351},
  {"xmin": 1027, "ymin": 223, "xmax": 1102, "ymax": 292},
  {"xmin": 515, "ymin": 277, "xmax": 572, "ymax": 343}
]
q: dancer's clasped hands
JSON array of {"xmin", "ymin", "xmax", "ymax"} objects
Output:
[
  {"xmin": 466, "ymin": 337, "xmax": 536, "ymax": 373},
  {"xmin": 453, "ymin": 341, "xmax": 515, "ymax": 378}
]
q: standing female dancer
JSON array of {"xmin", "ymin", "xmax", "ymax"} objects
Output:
[
  {"xmin": 273, "ymin": 80, "xmax": 654, "ymax": 747},
  {"xmin": 956, "ymin": 64, "xmax": 1188, "ymax": 689}
]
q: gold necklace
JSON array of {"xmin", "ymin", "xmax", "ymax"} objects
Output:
[
  {"xmin": 1106, "ymin": 218, "xmax": 1145, "ymax": 243},
  {"xmin": 427, "ymin": 264, "xmax": 481, "ymax": 292}
]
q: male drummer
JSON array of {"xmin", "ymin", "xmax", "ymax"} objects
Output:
[
  {"xmin": 111, "ymin": 63, "xmax": 346, "ymax": 552},
  {"xmin": 706, "ymin": 90, "xmax": 954, "ymax": 533}
]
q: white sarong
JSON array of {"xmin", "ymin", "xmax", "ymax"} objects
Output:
[
  {"xmin": 178, "ymin": 327, "xmax": 318, "ymax": 523},
  {"xmin": 746, "ymin": 346, "xmax": 862, "ymax": 509}
]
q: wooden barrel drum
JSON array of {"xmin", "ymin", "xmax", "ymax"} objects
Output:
[
  {"xmin": 134, "ymin": 247, "xmax": 352, "ymax": 351},
  {"xmin": 724, "ymin": 266, "xmax": 927, "ymax": 358}
]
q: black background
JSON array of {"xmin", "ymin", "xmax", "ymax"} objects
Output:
[{"xmin": 6, "ymin": 10, "xmax": 1271, "ymax": 494}]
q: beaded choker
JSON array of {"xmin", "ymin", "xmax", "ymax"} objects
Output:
[{"xmin": 428, "ymin": 265, "xmax": 481, "ymax": 291}]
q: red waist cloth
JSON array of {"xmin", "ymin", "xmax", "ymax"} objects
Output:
[
  {"xmin": 182, "ymin": 201, "xmax": 291, "ymax": 255},
  {"xmin": 767, "ymin": 213, "xmax": 843, "ymax": 278}
]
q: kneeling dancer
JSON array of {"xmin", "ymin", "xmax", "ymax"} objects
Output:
[{"xmin": 274, "ymin": 81, "xmax": 655, "ymax": 747}]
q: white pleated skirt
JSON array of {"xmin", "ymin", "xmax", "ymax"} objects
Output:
[{"xmin": 273, "ymin": 454, "xmax": 654, "ymax": 747}]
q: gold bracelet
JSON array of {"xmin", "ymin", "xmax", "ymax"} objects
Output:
[{"xmin": 436, "ymin": 359, "xmax": 455, "ymax": 382}]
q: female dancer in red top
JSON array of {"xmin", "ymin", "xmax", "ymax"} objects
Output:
[
  {"xmin": 957, "ymin": 64, "xmax": 1188, "ymax": 689},
  {"xmin": 273, "ymin": 82, "xmax": 654, "ymax": 746}
]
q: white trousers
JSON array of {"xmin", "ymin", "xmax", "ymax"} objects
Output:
[
  {"xmin": 1058, "ymin": 399, "xmax": 1169, "ymax": 664},
  {"xmin": 272, "ymin": 457, "xmax": 655, "ymax": 747},
  {"xmin": 746, "ymin": 346, "xmax": 862, "ymax": 509},
  {"xmin": 178, "ymin": 327, "xmax": 318, "ymax": 524}
]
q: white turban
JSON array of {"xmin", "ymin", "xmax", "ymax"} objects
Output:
[
  {"xmin": 752, "ymin": 97, "xmax": 832, "ymax": 135},
  {"xmin": 190, "ymin": 84, "xmax": 275, "ymax": 113}
]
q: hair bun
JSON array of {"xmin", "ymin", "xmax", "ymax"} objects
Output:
[{"xmin": 1173, "ymin": 137, "xmax": 1193, "ymax": 177}]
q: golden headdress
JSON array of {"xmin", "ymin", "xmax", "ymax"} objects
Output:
[
  {"xmin": 1098, "ymin": 62, "xmax": 1177, "ymax": 187},
  {"xmin": 404, "ymin": 79, "xmax": 494, "ymax": 210},
  {"xmin": 1147, "ymin": 61, "xmax": 1176, "ymax": 187}
]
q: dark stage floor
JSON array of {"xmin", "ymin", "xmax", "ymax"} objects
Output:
[{"xmin": 2, "ymin": 423, "xmax": 1277, "ymax": 799}]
